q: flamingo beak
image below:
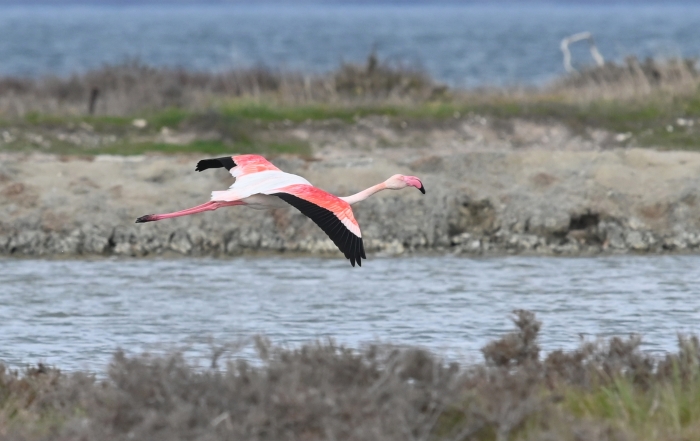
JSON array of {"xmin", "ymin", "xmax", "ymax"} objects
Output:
[{"xmin": 404, "ymin": 176, "xmax": 425, "ymax": 194}]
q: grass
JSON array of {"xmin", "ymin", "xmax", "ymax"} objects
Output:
[
  {"xmin": 2, "ymin": 311, "xmax": 700, "ymax": 441},
  {"xmin": 14, "ymin": 101, "xmax": 468, "ymax": 128},
  {"xmin": 100, "ymin": 140, "xmax": 236, "ymax": 156},
  {"xmin": 445, "ymin": 89, "xmax": 700, "ymax": 149},
  {"xmin": 5, "ymin": 93, "xmax": 700, "ymax": 155},
  {"xmin": 557, "ymin": 373, "xmax": 700, "ymax": 439},
  {"xmin": 217, "ymin": 100, "xmax": 467, "ymax": 122},
  {"xmin": 0, "ymin": 137, "xmax": 312, "ymax": 157},
  {"xmin": 2, "ymin": 56, "xmax": 700, "ymax": 154}
]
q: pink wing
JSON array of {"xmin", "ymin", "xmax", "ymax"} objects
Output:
[
  {"xmin": 195, "ymin": 154, "xmax": 280, "ymax": 177},
  {"xmin": 230, "ymin": 154, "xmax": 281, "ymax": 177},
  {"xmin": 271, "ymin": 184, "xmax": 366, "ymax": 267}
]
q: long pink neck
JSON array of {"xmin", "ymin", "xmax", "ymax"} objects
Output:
[{"xmin": 339, "ymin": 182, "xmax": 387, "ymax": 205}]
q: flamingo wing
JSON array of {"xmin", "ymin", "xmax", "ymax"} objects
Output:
[
  {"xmin": 196, "ymin": 154, "xmax": 281, "ymax": 177},
  {"xmin": 270, "ymin": 184, "xmax": 366, "ymax": 267}
]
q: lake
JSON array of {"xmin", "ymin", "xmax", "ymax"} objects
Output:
[
  {"xmin": 1, "ymin": 254, "xmax": 699, "ymax": 371},
  {"xmin": 1, "ymin": 4, "xmax": 699, "ymax": 85}
]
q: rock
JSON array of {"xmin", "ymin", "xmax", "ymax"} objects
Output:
[
  {"xmin": 526, "ymin": 213, "xmax": 570, "ymax": 237},
  {"xmin": 663, "ymin": 235, "xmax": 687, "ymax": 250},
  {"xmin": 506, "ymin": 234, "xmax": 541, "ymax": 251},
  {"xmin": 8, "ymin": 230, "xmax": 45, "ymax": 255},
  {"xmin": 383, "ymin": 240, "xmax": 406, "ymax": 255},
  {"xmin": 448, "ymin": 196, "xmax": 498, "ymax": 237},
  {"xmin": 552, "ymin": 241, "xmax": 581, "ymax": 254},
  {"xmin": 82, "ymin": 227, "xmax": 111, "ymax": 254},
  {"xmin": 464, "ymin": 239, "xmax": 482, "ymax": 253},
  {"xmin": 624, "ymin": 230, "xmax": 656, "ymax": 251},
  {"xmin": 450, "ymin": 232, "xmax": 472, "ymax": 245},
  {"xmin": 169, "ymin": 231, "xmax": 192, "ymax": 255},
  {"xmin": 600, "ymin": 221, "xmax": 626, "ymax": 250}
]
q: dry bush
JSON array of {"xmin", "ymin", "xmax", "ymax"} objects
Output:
[
  {"xmin": 0, "ymin": 338, "xmax": 461, "ymax": 441},
  {"xmin": 2, "ymin": 312, "xmax": 700, "ymax": 441},
  {"xmin": 482, "ymin": 310, "xmax": 541, "ymax": 369}
]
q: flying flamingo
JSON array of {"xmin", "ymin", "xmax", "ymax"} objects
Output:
[{"xmin": 136, "ymin": 154, "xmax": 425, "ymax": 266}]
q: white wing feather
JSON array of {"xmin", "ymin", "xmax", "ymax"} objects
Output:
[{"xmin": 210, "ymin": 170, "xmax": 311, "ymax": 202}]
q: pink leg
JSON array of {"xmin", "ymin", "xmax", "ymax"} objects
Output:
[{"xmin": 135, "ymin": 200, "xmax": 243, "ymax": 223}]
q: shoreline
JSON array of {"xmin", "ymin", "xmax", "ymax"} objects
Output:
[
  {"xmin": 4, "ymin": 138, "xmax": 700, "ymax": 259},
  {"xmin": 4, "ymin": 248, "xmax": 699, "ymax": 263}
]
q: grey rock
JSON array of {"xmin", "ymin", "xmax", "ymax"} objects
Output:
[
  {"xmin": 624, "ymin": 231, "xmax": 648, "ymax": 251},
  {"xmin": 600, "ymin": 221, "xmax": 626, "ymax": 250},
  {"xmin": 169, "ymin": 231, "xmax": 192, "ymax": 255},
  {"xmin": 84, "ymin": 235, "xmax": 110, "ymax": 254}
]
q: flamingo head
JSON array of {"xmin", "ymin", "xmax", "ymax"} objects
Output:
[{"xmin": 385, "ymin": 174, "xmax": 426, "ymax": 194}]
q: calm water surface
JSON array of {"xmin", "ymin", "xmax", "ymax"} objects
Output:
[
  {"xmin": 1, "ymin": 4, "xmax": 700, "ymax": 85},
  {"xmin": 1, "ymin": 255, "xmax": 699, "ymax": 371}
]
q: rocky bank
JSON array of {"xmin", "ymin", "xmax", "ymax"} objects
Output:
[{"xmin": 2, "ymin": 117, "xmax": 700, "ymax": 259}]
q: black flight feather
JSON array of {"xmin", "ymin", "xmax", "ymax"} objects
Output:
[
  {"xmin": 273, "ymin": 192, "xmax": 364, "ymax": 267},
  {"xmin": 195, "ymin": 156, "xmax": 236, "ymax": 172}
]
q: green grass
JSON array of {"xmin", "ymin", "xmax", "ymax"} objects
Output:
[
  {"xmin": 456, "ymin": 92, "xmax": 700, "ymax": 149},
  {"xmin": 7, "ymin": 89, "xmax": 700, "ymax": 154},
  {"xmin": 218, "ymin": 101, "xmax": 450, "ymax": 122},
  {"xmin": 433, "ymin": 373, "xmax": 700, "ymax": 441},
  {"xmin": 98, "ymin": 140, "xmax": 235, "ymax": 156},
  {"xmin": 555, "ymin": 374, "xmax": 700, "ymax": 439},
  {"xmin": 0, "ymin": 137, "xmax": 311, "ymax": 157},
  {"xmin": 105, "ymin": 139, "xmax": 311, "ymax": 157},
  {"xmin": 146, "ymin": 107, "xmax": 191, "ymax": 129},
  {"xmin": 23, "ymin": 111, "xmax": 133, "ymax": 129}
]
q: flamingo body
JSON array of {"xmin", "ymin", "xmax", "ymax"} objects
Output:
[
  {"xmin": 137, "ymin": 154, "xmax": 425, "ymax": 266},
  {"xmin": 210, "ymin": 170, "xmax": 311, "ymax": 202}
]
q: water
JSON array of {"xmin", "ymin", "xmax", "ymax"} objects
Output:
[
  {"xmin": 1, "ymin": 4, "xmax": 700, "ymax": 85},
  {"xmin": 1, "ymin": 255, "xmax": 699, "ymax": 372}
]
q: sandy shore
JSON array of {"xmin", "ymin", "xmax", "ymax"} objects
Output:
[{"xmin": 2, "ymin": 116, "xmax": 700, "ymax": 258}]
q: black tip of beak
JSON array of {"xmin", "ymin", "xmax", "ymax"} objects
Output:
[{"xmin": 419, "ymin": 184, "xmax": 426, "ymax": 194}]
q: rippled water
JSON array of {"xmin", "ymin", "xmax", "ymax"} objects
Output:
[
  {"xmin": 1, "ymin": 4, "xmax": 700, "ymax": 85},
  {"xmin": 1, "ymin": 255, "xmax": 700, "ymax": 371}
]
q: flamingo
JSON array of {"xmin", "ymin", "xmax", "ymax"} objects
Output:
[{"xmin": 135, "ymin": 154, "xmax": 425, "ymax": 266}]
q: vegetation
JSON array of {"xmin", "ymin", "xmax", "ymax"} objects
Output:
[
  {"xmin": 1, "ymin": 54, "xmax": 700, "ymax": 156},
  {"xmin": 2, "ymin": 311, "xmax": 700, "ymax": 440}
]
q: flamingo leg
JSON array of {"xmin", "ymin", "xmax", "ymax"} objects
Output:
[{"xmin": 135, "ymin": 200, "xmax": 243, "ymax": 223}]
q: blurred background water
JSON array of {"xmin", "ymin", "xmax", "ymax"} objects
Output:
[
  {"xmin": 2, "ymin": 255, "xmax": 699, "ymax": 371},
  {"xmin": 1, "ymin": 4, "xmax": 699, "ymax": 86}
]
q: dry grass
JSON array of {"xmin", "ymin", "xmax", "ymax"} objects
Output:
[
  {"xmin": 0, "ymin": 54, "xmax": 696, "ymax": 119},
  {"xmin": 0, "ymin": 53, "xmax": 439, "ymax": 118},
  {"xmin": 2, "ymin": 311, "xmax": 700, "ymax": 441},
  {"xmin": 551, "ymin": 56, "xmax": 700, "ymax": 102}
]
